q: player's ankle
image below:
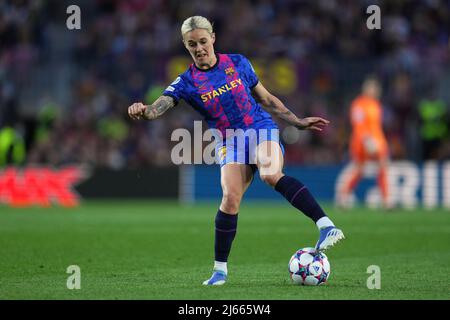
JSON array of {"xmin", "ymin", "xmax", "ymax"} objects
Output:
[
  {"xmin": 214, "ymin": 261, "xmax": 228, "ymax": 275},
  {"xmin": 315, "ymin": 217, "xmax": 335, "ymax": 230}
]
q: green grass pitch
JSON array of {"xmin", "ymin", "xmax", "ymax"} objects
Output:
[{"xmin": 0, "ymin": 201, "xmax": 449, "ymax": 300}]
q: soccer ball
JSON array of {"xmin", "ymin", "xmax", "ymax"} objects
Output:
[{"xmin": 288, "ymin": 247, "xmax": 330, "ymax": 286}]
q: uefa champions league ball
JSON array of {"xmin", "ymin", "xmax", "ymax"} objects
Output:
[{"xmin": 288, "ymin": 247, "xmax": 330, "ymax": 286}]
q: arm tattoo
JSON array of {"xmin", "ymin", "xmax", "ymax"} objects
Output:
[
  {"xmin": 144, "ymin": 96, "xmax": 175, "ymax": 120},
  {"xmin": 263, "ymin": 96, "xmax": 302, "ymax": 127}
]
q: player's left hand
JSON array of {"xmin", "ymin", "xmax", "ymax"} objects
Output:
[{"xmin": 296, "ymin": 117, "xmax": 330, "ymax": 131}]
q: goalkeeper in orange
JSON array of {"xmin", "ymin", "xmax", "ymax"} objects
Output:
[{"xmin": 339, "ymin": 75, "xmax": 390, "ymax": 209}]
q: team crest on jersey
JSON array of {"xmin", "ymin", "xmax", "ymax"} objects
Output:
[{"xmin": 225, "ymin": 67, "xmax": 235, "ymax": 75}]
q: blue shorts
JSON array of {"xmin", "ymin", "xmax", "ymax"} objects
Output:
[{"xmin": 215, "ymin": 127, "xmax": 285, "ymax": 171}]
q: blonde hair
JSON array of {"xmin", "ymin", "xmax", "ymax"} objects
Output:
[{"xmin": 181, "ymin": 16, "xmax": 213, "ymax": 37}]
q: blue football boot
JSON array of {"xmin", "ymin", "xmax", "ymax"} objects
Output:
[
  {"xmin": 202, "ymin": 270, "xmax": 227, "ymax": 286},
  {"xmin": 315, "ymin": 226, "xmax": 345, "ymax": 252}
]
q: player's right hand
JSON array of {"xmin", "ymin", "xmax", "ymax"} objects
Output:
[{"xmin": 128, "ymin": 102, "xmax": 147, "ymax": 120}]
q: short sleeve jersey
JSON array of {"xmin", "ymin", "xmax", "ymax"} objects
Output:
[{"xmin": 162, "ymin": 53, "xmax": 278, "ymax": 136}]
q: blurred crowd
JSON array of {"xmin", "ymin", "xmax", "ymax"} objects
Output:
[{"xmin": 1, "ymin": 0, "xmax": 449, "ymax": 169}]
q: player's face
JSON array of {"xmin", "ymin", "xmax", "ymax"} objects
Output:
[
  {"xmin": 364, "ymin": 80, "xmax": 382, "ymax": 99},
  {"xmin": 183, "ymin": 29, "xmax": 216, "ymax": 68}
]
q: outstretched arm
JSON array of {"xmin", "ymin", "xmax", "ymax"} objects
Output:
[
  {"xmin": 251, "ymin": 82, "xmax": 329, "ymax": 131},
  {"xmin": 128, "ymin": 95, "xmax": 176, "ymax": 120}
]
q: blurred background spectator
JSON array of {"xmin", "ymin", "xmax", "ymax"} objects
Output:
[{"xmin": 1, "ymin": 0, "xmax": 449, "ymax": 169}]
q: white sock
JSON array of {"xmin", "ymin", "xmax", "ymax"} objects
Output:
[
  {"xmin": 214, "ymin": 261, "xmax": 228, "ymax": 275},
  {"xmin": 316, "ymin": 217, "xmax": 335, "ymax": 230}
]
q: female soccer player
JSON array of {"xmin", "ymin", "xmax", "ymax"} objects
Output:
[{"xmin": 128, "ymin": 16, "xmax": 344, "ymax": 286}]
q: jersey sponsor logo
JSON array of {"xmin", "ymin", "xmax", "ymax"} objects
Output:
[
  {"xmin": 200, "ymin": 78, "xmax": 243, "ymax": 102},
  {"xmin": 165, "ymin": 86, "xmax": 175, "ymax": 92}
]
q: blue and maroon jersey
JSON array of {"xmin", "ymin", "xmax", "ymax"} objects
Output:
[{"xmin": 162, "ymin": 53, "xmax": 278, "ymax": 137}]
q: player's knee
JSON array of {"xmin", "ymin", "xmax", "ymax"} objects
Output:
[
  {"xmin": 260, "ymin": 173, "xmax": 282, "ymax": 187},
  {"xmin": 221, "ymin": 191, "xmax": 242, "ymax": 213}
]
